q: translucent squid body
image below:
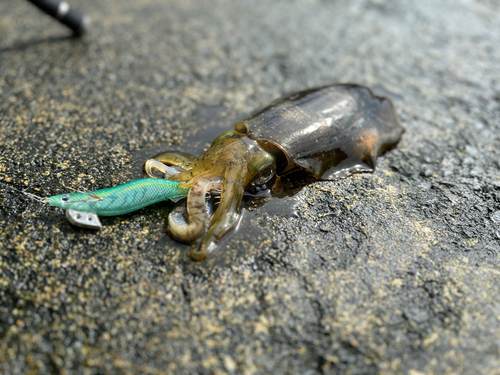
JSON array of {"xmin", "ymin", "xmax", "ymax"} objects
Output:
[{"xmin": 144, "ymin": 84, "xmax": 404, "ymax": 260}]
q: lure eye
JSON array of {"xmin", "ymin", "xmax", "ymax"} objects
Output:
[{"xmin": 61, "ymin": 195, "xmax": 69, "ymax": 202}]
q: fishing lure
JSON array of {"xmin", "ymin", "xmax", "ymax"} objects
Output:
[{"xmin": 20, "ymin": 177, "xmax": 189, "ymax": 229}]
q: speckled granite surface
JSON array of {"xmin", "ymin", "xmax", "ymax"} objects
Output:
[{"xmin": 1, "ymin": 0, "xmax": 500, "ymax": 373}]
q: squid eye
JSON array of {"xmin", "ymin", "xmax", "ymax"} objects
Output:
[
  {"xmin": 61, "ymin": 195, "xmax": 69, "ymax": 202},
  {"xmin": 253, "ymin": 166, "xmax": 275, "ymax": 186}
]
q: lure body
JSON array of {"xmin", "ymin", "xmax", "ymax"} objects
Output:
[{"xmin": 48, "ymin": 178, "xmax": 189, "ymax": 216}]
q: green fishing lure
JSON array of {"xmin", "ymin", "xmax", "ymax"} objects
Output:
[
  {"xmin": 48, "ymin": 178, "xmax": 188, "ymax": 216},
  {"xmin": 14, "ymin": 177, "xmax": 190, "ymax": 229}
]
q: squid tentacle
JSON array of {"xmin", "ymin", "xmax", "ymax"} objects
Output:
[
  {"xmin": 190, "ymin": 162, "xmax": 246, "ymax": 260},
  {"xmin": 150, "ymin": 151, "xmax": 197, "ymax": 169},
  {"xmin": 169, "ymin": 198, "xmax": 217, "ymax": 228},
  {"xmin": 168, "ymin": 176, "xmax": 222, "ymax": 242},
  {"xmin": 176, "ymin": 167, "xmax": 222, "ymax": 188},
  {"xmin": 144, "ymin": 160, "xmax": 183, "ymax": 179},
  {"xmin": 143, "ymin": 151, "xmax": 197, "ymax": 178}
]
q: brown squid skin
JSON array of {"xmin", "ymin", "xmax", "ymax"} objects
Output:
[{"xmin": 145, "ymin": 131, "xmax": 276, "ymax": 260}]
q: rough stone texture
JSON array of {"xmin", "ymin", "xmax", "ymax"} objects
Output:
[{"xmin": 1, "ymin": 0, "xmax": 500, "ymax": 374}]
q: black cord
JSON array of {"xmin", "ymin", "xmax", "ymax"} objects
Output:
[{"xmin": 27, "ymin": 0, "xmax": 90, "ymax": 36}]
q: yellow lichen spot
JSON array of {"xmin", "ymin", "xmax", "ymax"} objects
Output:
[
  {"xmin": 326, "ymin": 355, "xmax": 339, "ymax": 364},
  {"xmin": 253, "ymin": 315, "xmax": 269, "ymax": 334},
  {"xmin": 423, "ymin": 331, "xmax": 439, "ymax": 347},
  {"xmin": 223, "ymin": 355, "xmax": 237, "ymax": 372},
  {"xmin": 201, "ymin": 355, "xmax": 218, "ymax": 369},
  {"xmin": 390, "ymin": 278, "xmax": 404, "ymax": 288},
  {"xmin": 464, "ymin": 238, "xmax": 478, "ymax": 247}
]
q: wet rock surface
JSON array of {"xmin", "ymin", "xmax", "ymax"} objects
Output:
[{"xmin": 1, "ymin": 0, "xmax": 500, "ymax": 373}]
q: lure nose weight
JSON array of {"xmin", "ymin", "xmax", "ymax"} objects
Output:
[{"xmin": 66, "ymin": 210, "xmax": 102, "ymax": 230}]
